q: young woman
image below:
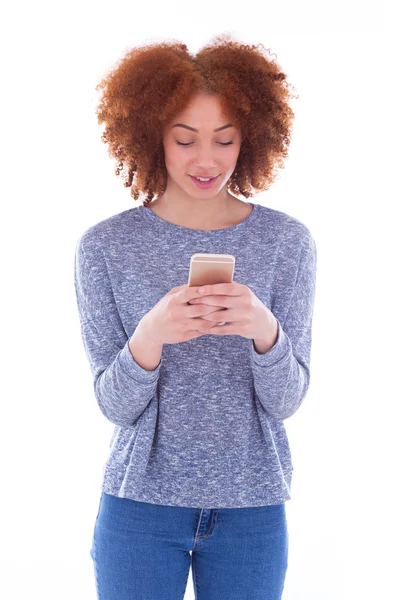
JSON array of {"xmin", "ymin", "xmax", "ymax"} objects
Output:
[{"xmin": 74, "ymin": 33, "xmax": 317, "ymax": 600}]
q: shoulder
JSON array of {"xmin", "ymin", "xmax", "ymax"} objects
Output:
[
  {"xmin": 256, "ymin": 203, "xmax": 315, "ymax": 250},
  {"xmin": 75, "ymin": 207, "xmax": 139, "ymax": 257}
]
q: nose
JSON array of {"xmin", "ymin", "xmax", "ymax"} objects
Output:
[{"xmin": 192, "ymin": 153, "xmax": 218, "ymax": 171}]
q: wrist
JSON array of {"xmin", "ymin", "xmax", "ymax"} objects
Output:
[
  {"xmin": 253, "ymin": 315, "xmax": 279, "ymax": 354},
  {"xmin": 129, "ymin": 320, "xmax": 163, "ymax": 371},
  {"xmin": 137, "ymin": 316, "xmax": 163, "ymax": 349}
]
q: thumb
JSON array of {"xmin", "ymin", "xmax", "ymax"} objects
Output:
[{"xmin": 167, "ymin": 284, "xmax": 187, "ymax": 295}]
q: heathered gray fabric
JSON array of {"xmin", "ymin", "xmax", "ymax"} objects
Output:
[{"xmin": 74, "ymin": 201, "xmax": 317, "ymax": 508}]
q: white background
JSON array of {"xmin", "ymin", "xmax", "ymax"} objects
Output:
[{"xmin": 1, "ymin": 1, "xmax": 398, "ymax": 599}]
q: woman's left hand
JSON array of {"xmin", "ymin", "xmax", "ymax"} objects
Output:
[{"xmin": 189, "ymin": 281, "xmax": 278, "ymax": 343}]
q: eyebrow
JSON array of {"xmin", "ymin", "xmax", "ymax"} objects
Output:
[{"xmin": 172, "ymin": 123, "xmax": 233, "ymax": 133}]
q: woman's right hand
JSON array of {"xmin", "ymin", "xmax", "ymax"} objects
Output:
[{"xmin": 139, "ymin": 283, "xmax": 226, "ymax": 346}]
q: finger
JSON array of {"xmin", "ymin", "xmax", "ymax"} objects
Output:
[
  {"xmin": 198, "ymin": 322, "xmax": 234, "ymax": 334},
  {"xmin": 195, "ymin": 316, "xmax": 227, "ymax": 329},
  {"xmin": 199, "ymin": 282, "xmax": 243, "ymax": 296},
  {"xmin": 167, "ymin": 284, "xmax": 187, "ymax": 295},
  {"xmin": 186, "ymin": 305, "xmax": 225, "ymax": 323},
  {"xmin": 189, "ymin": 295, "xmax": 233, "ymax": 308},
  {"xmin": 180, "ymin": 284, "xmax": 213, "ymax": 304},
  {"xmin": 167, "ymin": 284, "xmax": 199, "ymax": 303},
  {"xmin": 198, "ymin": 308, "xmax": 235, "ymax": 322}
]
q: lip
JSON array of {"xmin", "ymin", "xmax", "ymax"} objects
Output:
[
  {"xmin": 189, "ymin": 174, "xmax": 219, "ymax": 189},
  {"xmin": 190, "ymin": 174, "xmax": 218, "ymax": 178}
]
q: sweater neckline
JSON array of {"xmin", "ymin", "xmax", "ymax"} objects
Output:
[{"xmin": 141, "ymin": 201, "xmax": 259, "ymax": 235}]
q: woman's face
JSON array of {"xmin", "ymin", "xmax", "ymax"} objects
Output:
[{"xmin": 162, "ymin": 93, "xmax": 242, "ymax": 199}]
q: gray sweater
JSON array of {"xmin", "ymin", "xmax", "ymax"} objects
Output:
[{"xmin": 74, "ymin": 201, "xmax": 317, "ymax": 508}]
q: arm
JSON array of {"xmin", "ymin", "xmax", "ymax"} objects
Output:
[
  {"xmin": 249, "ymin": 227, "xmax": 317, "ymax": 420},
  {"xmin": 74, "ymin": 234, "xmax": 162, "ymax": 428}
]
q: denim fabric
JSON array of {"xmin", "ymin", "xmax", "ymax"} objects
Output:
[{"xmin": 90, "ymin": 492, "xmax": 288, "ymax": 600}]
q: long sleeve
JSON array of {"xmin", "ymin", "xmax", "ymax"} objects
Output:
[
  {"xmin": 74, "ymin": 233, "xmax": 162, "ymax": 428},
  {"xmin": 249, "ymin": 226, "xmax": 317, "ymax": 421}
]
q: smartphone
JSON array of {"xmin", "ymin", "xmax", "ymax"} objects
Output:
[
  {"xmin": 187, "ymin": 253, "xmax": 235, "ymax": 326},
  {"xmin": 187, "ymin": 253, "xmax": 235, "ymax": 287}
]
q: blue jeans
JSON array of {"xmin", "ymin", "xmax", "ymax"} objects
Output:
[{"xmin": 90, "ymin": 491, "xmax": 288, "ymax": 600}]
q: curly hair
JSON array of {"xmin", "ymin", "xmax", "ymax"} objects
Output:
[{"xmin": 95, "ymin": 33, "xmax": 298, "ymax": 207}]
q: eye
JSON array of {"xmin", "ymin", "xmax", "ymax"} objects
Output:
[{"xmin": 176, "ymin": 141, "xmax": 234, "ymax": 146}]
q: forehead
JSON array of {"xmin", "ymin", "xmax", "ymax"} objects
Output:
[{"xmin": 171, "ymin": 93, "xmax": 237, "ymax": 129}]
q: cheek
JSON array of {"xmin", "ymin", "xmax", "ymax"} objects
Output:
[
  {"xmin": 225, "ymin": 145, "xmax": 241, "ymax": 165},
  {"xmin": 163, "ymin": 141, "xmax": 185, "ymax": 166},
  {"xmin": 165, "ymin": 155, "xmax": 188, "ymax": 177}
]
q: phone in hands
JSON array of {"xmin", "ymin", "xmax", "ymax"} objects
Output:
[{"xmin": 188, "ymin": 253, "xmax": 235, "ymax": 326}]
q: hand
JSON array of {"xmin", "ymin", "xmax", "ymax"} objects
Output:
[
  {"xmin": 188, "ymin": 281, "xmax": 278, "ymax": 343},
  {"xmin": 140, "ymin": 284, "xmax": 228, "ymax": 346}
]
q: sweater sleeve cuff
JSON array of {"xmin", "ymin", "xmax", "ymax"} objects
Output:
[
  {"xmin": 119, "ymin": 339, "xmax": 163, "ymax": 383},
  {"xmin": 250, "ymin": 318, "xmax": 291, "ymax": 367}
]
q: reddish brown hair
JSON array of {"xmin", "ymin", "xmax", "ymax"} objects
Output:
[{"xmin": 95, "ymin": 33, "xmax": 297, "ymax": 207}]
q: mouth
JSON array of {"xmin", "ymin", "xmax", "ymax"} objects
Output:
[{"xmin": 189, "ymin": 175, "xmax": 219, "ymax": 189}]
